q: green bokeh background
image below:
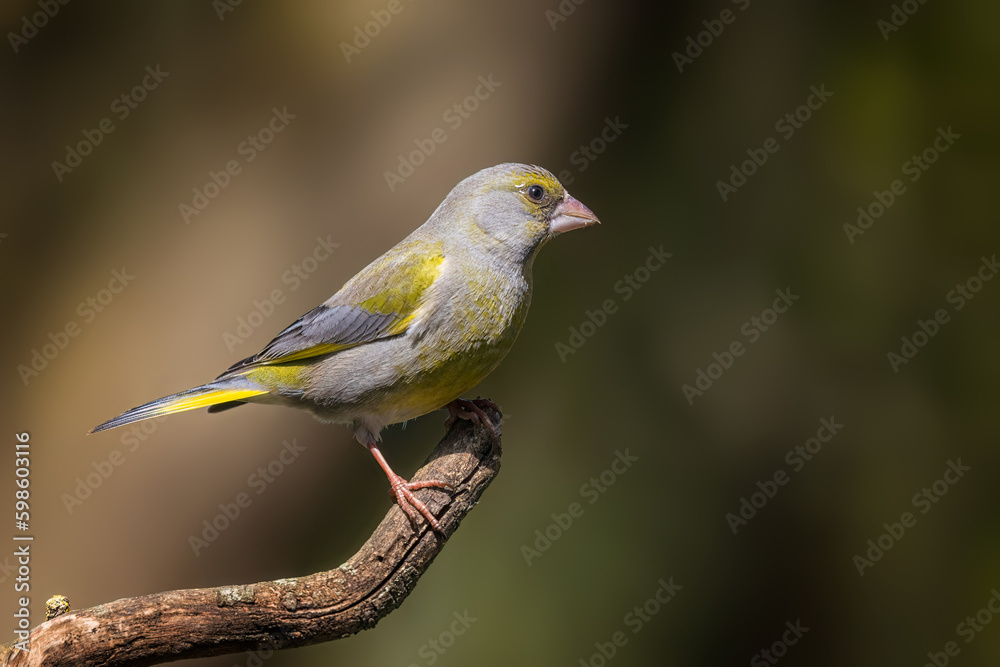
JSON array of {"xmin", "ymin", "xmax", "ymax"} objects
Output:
[{"xmin": 3, "ymin": 1, "xmax": 999, "ymax": 665}]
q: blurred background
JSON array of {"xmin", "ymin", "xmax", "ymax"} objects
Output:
[{"xmin": 2, "ymin": 1, "xmax": 999, "ymax": 665}]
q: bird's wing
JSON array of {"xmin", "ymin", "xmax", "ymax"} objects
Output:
[{"xmin": 220, "ymin": 240, "xmax": 445, "ymax": 375}]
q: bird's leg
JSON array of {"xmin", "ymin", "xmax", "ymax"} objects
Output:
[
  {"xmin": 365, "ymin": 440, "xmax": 454, "ymax": 533},
  {"xmin": 444, "ymin": 397, "xmax": 499, "ymax": 438}
]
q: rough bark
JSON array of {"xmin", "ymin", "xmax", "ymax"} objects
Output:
[{"xmin": 1, "ymin": 409, "xmax": 501, "ymax": 667}]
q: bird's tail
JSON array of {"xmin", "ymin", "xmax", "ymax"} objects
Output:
[{"xmin": 89, "ymin": 382, "xmax": 269, "ymax": 433}]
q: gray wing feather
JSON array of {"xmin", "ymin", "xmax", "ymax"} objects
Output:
[{"xmin": 220, "ymin": 304, "xmax": 398, "ymax": 374}]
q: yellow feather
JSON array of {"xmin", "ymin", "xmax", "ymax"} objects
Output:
[
  {"xmin": 154, "ymin": 388, "xmax": 269, "ymax": 415},
  {"xmin": 357, "ymin": 251, "xmax": 444, "ymax": 315}
]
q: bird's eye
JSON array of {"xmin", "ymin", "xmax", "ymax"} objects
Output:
[{"xmin": 526, "ymin": 184, "xmax": 545, "ymax": 202}]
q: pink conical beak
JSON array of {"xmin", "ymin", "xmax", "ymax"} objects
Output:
[{"xmin": 549, "ymin": 193, "xmax": 600, "ymax": 236}]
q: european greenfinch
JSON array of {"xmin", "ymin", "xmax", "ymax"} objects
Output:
[{"xmin": 91, "ymin": 163, "xmax": 600, "ymax": 531}]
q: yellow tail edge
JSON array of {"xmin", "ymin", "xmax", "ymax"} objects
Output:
[{"xmin": 89, "ymin": 386, "xmax": 268, "ymax": 434}]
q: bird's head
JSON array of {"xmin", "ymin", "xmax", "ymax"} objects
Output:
[{"xmin": 440, "ymin": 163, "xmax": 600, "ymax": 263}]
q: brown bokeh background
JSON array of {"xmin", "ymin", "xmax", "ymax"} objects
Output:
[{"xmin": 3, "ymin": 1, "xmax": 1000, "ymax": 665}]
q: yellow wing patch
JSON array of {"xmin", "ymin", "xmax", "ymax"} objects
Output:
[{"xmin": 356, "ymin": 251, "xmax": 444, "ymax": 316}]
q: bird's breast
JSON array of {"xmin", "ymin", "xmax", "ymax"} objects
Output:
[{"xmin": 371, "ymin": 263, "xmax": 531, "ymax": 417}]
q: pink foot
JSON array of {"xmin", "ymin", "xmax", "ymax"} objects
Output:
[
  {"xmin": 386, "ymin": 472, "xmax": 454, "ymax": 533},
  {"xmin": 366, "ymin": 439, "xmax": 454, "ymax": 533}
]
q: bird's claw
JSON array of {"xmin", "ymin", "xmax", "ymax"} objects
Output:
[
  {"xmin": 387, "ymin": 473, "xmax": 454, "ymax": 533},
  {"xmin": 444, "ymin": 397, "xmax": 499, "ymax": 438}
]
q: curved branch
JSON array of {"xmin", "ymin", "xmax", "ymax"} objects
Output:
[{"xmin": 1, "ymin": 409, "xmax": 502, "ymax": 667}]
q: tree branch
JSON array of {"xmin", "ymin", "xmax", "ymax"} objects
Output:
[{"xmin": 1, "ymin": 409, "xmax": 502, "ymax": 667}]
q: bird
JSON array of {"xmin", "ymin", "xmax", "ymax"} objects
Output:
[{"xmin": 90, "ymin": 163, "xmax": 600, "ymax": 532}]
